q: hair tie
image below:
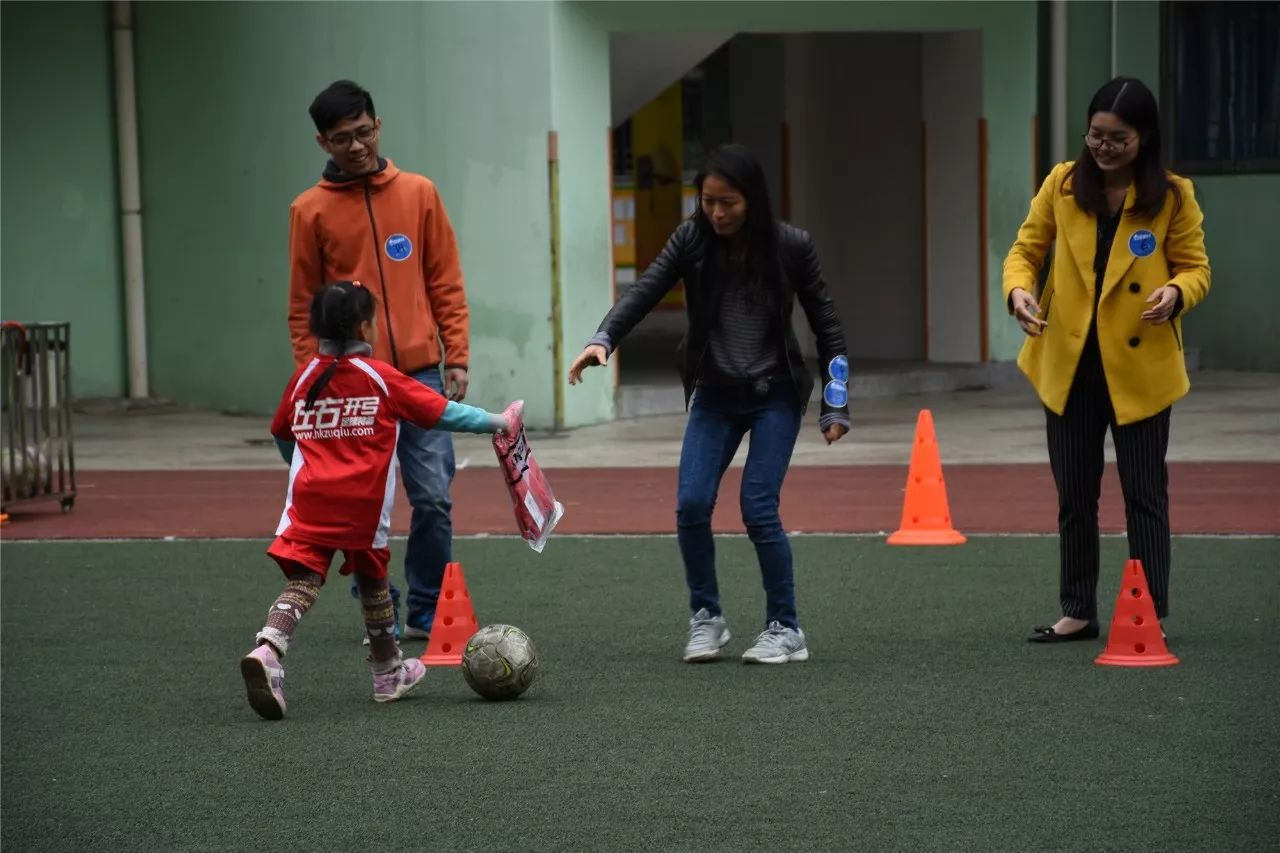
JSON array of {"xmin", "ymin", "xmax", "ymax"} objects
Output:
[{"xmin": 352, "ymin": 280, "xmax": 364, "ymax": 288}]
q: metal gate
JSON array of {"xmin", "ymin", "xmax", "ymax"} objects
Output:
[{"xmin": 1, "ymin": 322, "xmax": 76, "ymax": 513}]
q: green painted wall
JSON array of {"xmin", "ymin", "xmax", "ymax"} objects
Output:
[
  {"xmin": 133, "ymin": 0, "xmax": 559, "ymax": 418},
  {"xmin": 1, "ymin": 1, "xmax": 125, "ymax": 398},
  {"xmin": 1065, "ymin": 0, "xmax": 1111, "ymax": 157},
  {"xmin": 549, "ymin": 2, "xmax": 615, "ymax": 426},
  {"xmin": 1190, "ymin": 176, "xmax": 1280, "ymax": 370},
  {"xmin": 1114, "ymin": 0, "xmax": 1160, "ymax": 84}
]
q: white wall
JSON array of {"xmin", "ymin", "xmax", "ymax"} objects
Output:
[
  {"xmin": 922, "ymin": 31, "xmax": 983, "ymax": 363},
  {"xmin": 610, "ymin": 32, "xmax": 733, "ymax": 127},
  {"xmin": 784, "ymin": 33, "xmax": 924, "ymax": 362}
]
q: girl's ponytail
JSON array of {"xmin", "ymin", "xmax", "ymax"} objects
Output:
[{"xmin": 304, "ymin": 281, "xmax": 376, "ymax": 409}]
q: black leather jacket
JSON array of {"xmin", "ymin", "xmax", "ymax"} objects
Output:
[{"xmin": 593, "ymin": 219, "xmax": 850, "ymax": 426}]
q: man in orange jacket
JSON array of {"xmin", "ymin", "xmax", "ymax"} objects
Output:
[{"xmin": 285, "ymin": 79, "xmax": 470, "ymax": 641}]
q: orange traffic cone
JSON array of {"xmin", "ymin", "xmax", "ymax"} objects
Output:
[
  {"xmin": 887, "ymin": 409, "xmax": 966, "ymax": 545},
  {"xmin": 420, "ymin": 562, "xmax": 480, "ymax": 666},
  {"xmin": 1095, "ymin": 559, "xmax": 1178, "ymax": 667}
]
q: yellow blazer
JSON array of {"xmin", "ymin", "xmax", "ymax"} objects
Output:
[{"xmin": 1003, "ymin": 162, "xmax": 1211, "ymax": 425}]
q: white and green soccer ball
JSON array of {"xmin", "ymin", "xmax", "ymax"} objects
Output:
[{"xmin": 461, "ymin": 624, "xmax": 540, "ymax": 701}]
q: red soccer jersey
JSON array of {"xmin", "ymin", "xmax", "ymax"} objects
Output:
[{"xmin": 269, "ymin": 355, "xmax": 448, "ymax": 549}]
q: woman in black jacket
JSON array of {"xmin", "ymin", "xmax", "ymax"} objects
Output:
[{"xmin": 568, "ymin": 144, "xmax": 851, "ymax": 665}]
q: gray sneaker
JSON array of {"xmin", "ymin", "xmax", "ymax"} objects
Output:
[
  {"xmin": 683, "ymin": 608, "xmax": 730, "ymax": 662},
  {"xmin": 741, "ymin": 621, "xmax": 809, "ymax": 664}
]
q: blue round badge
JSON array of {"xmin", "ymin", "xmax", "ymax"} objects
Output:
[
  {"xmin": 823, "ymin": 380, "xmax": 848, "ymax": 408},
  {"xmin": 1128, "ymin": 230, "xmax": 1156, "ymax": 258},
  {"xmin": 828, "ymin": 354, "xmax": 849, "ymax": 383},
  {"xmin": 384, "ymin": 233, "xmax": 413, "ymax": 262}
]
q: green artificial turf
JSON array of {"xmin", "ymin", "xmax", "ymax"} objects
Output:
[{"xmin": 2, "ymin": 536, "xmax": 1277, "ymax": 851}]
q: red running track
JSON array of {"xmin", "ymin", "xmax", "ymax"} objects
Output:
[{"xmin": 2, "ymin": 463, "xmax": 1277, "ymax": 540}]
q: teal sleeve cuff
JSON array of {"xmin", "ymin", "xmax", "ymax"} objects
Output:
[{"xmin": 436, "ymin": 400, "xmax": 499, "ymax": 434}]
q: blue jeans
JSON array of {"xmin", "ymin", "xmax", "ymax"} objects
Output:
[
  {"xmin": 275, "ymin": 368, "xmax": 455, "ymax": 630},
  {"xmin": 676, "ymin": 383, "xmax": 803, "ymax": 630}
]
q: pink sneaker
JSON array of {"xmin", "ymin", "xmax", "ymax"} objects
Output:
[
  {"xmin": 373, "ymin": 657, "xmax": 426, "ymax": 703},
  {"xmin": 240, "ymin": 644, "xmax": 287, "ymax": 720}
]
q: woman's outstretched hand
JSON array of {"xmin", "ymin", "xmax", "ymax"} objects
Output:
[{"xmin": 568, "ymin": 344, "xmax": 609, "ymax": 386}]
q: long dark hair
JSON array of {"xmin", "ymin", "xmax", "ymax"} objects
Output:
[
  {"xmin": 304, "ymin": 281, "xmax": 377, "ymax": 409},
  {"xmin": 692, "ymin": 144, "xmax": 783, "ymax": 307},
  {"xmin": 1067, "ymin": 77, "xmax": 1176, "ymax": 219}
]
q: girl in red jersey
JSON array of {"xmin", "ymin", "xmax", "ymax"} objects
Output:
[{"xmin": 241, "ymin": 281, "xmax": 512, "ymax": 720}]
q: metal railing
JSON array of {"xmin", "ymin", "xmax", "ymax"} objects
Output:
[{"xmin": 2, "ymin": 322, "xmax": 76, "ymax": 513}]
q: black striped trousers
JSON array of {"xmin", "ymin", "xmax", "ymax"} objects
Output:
[{"xmin": 1045, "ymin": 336, "xmax": 1172, "ymax": 620}]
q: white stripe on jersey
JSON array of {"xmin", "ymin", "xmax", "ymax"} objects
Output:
[
  {"xmin": 373, "ymin": 422, "xmax": 401, "ymax": 549},
  {"xmin": 350, "ymin": 357, "xmax": 389, "ymax": 396},
  {"xmin": 276, "ymin": 441, "xmax": 307, "ymax": 536},
  {"xmin": 274, "ymin": 360, "xmax": 319, "ymax": 537},
  {"xmin": 293, "ymin": 358, "xmax": 322, "ymax": 396}
]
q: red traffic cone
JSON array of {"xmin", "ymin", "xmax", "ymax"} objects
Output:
[
  {"xmin": 887, "ymin": 410, "xmax": 966, "ymax": 545},
  {"xmin": 1095, "ymin": 559, "xmax": 1178, "ymax": 667},
  {"xmin": 420, "ymin": 563, "xmax": 480, "ymax": 666}
]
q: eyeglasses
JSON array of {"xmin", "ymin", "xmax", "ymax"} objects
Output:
[
  {"xmin": 326, "ymin": 125, "xmax": 377, "ymax": 148},
  {"xmin": 1082, "ymin": 132, "xmax": 1136, "ymax": 154}
]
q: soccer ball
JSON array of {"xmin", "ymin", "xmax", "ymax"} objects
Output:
[{"xmin": 461, "ymin": 624, "xmax": 540, "ymax": 701}]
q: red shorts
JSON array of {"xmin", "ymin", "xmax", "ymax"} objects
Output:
[{"xmin": 267, "ymin": 535, "xmax": 390, "ymax": 582}]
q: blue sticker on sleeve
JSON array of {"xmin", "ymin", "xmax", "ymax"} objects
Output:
[
  {"xmin": 828, "ymin": 355, "xmax": 849, "ymax": 383},
  {"xmin": 823, "ymin": 380, "xmax": 848, "ymax": 408},
  {"xmin": 384, "ymin": 233, "xmax": 414, "ymax": 261},
  {"xmin": 1128, "ymin": 230, "xmax": 1156, "ymax": 258}
]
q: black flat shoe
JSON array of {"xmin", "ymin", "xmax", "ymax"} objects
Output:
[{"xmin": 1027, "ymin": 620, "xmax": 1100, "ymax": 643}]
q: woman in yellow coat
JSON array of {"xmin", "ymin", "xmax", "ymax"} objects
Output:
[{"xmin": 1003, "ymin": 77, "xmax": 1210, "ymax": 643}]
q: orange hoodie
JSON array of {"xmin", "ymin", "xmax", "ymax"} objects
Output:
[{"xmin": 288, "ymin": 159, "xmax": 468, "ymax": 373}]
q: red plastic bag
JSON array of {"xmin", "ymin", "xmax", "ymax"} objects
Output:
[{"xmin": 492, "ymin": 401, "xmax": 564, "ymax": 552}]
